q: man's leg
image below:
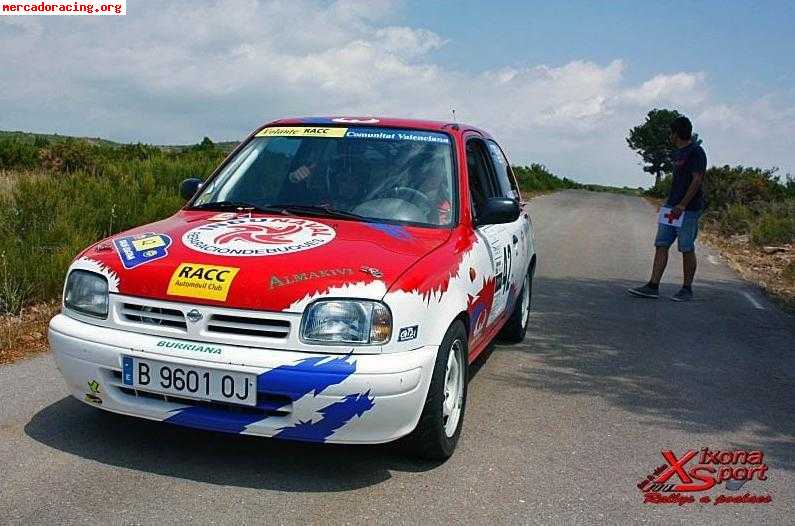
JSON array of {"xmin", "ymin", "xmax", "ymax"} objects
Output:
[
  {"xmin": 650, "ymin": 246, "xmax": 669, "ymax": 285},
  {"xmin": 628, "ymin": 224, "xmax": 675, "ymax": 298},
  {"xmin": 672, "ymin": 211, "xmax": 701, "ymax": 301},
  {"xmin": 682, "ymin": 250, "xmax": 697, "ymax": 287}
]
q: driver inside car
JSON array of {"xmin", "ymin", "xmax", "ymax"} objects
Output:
[{"xmin": 414, "ymin": 155, "xmax": 452, "ymax": 225}]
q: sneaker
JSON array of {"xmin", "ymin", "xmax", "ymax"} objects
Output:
[
  {"xmin": 627, "ymin": 284, "xmax": 659, "ymax": 298},
  {"xmin": 671, "ymin": 287, "xmax": 693, "ymax": 302}
]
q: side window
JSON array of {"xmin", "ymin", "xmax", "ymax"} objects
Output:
[
  {"xmin": 466, "ymin": 139, "xmax": 498, "ymax": 220},
  {"xmin": 487, "ymin": 140, "xmax": 519, "ymax": 200}
]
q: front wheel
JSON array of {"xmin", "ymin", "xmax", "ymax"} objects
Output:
[{"xmin": 406, "ymin": 320, "xmax": 468, "ymax": 460}]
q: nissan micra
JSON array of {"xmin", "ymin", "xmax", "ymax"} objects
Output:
[{"xmin": 49, "ymin": 116, "xmax": 536, "ymax": 459}]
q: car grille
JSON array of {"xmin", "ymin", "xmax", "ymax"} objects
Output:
[
  {"xmin": 120, "ymin": 303, "xmax": 187, "ymax": 330},
  {"xmin": 108, "ymin": 295, "xmax": 296, "ymax": 347},
  {"xmin": 207, "ymin": 313, "xmax": 290, "ymax": 339}
]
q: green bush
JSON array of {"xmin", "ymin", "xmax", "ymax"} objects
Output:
[
  {"xmin": 0, "ymin": 138, "xmax": 39, "ymax": 170},
  {"xmin": 750, "ymin": 201, "xmax": 795, "ymax": 245},
  {"xmin": 0, "ymin": 140, "xmax": 227, "ymax": 313},
  {"xmin": 513, "ymin": 163, "xmax": 580, "ymax": 193},
  {"xmin": 718, "ymin": 203, "xmax": 755, "ymax": 235},
  {"xmin": 644, "ymin": 174, "xmax": 672, "ymax": 198}
]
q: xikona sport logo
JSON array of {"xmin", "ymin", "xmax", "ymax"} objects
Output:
[{"xmin": 182, "ymin": 217, "xmax": 336, "ymax": 257}]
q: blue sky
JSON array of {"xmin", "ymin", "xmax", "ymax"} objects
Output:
[
  {"xmin": 1, "ymin": 0, "xmax": 793, "ymax": 186},
  {"xmin": 403, "ymin": 1, "xmax": 795, "ymax": 101}
]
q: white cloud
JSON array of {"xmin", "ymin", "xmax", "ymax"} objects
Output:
[{"xmin": 0, "ymin": 0, "xmax": 792, "ymax": 186}]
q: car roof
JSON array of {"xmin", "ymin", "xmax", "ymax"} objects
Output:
[{"xmin": 264, "ymin": 116, "xmax": 491, "ymax": 138}]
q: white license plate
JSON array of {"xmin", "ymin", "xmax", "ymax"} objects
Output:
[{"xmin": 122, "ymin": 356, "xmax": 257, "ymax": 407}]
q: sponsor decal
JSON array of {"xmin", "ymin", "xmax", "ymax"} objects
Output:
[
  {"xmin": 332, "ymin": 117, "xmax": 380, "ymax": 124},
  {"xmin": 344, "ymin": 127, "xmax": 450, "ymax": 144},
  {"xmin": 208, "ymin": 212, "xmax": 237, "ymax": 221},
  {"xmin": 84, "ymin": 394, "xmax": 102, "ymax": 405},
  {"xmin": 638, "ymin": 448, "xmax": 772, "ymax": 506},
  {"xmin": 256, "ymin": 127, "xmax": 348, "ymax": 138},
  {"xmin": 397, "ymin": 325, "xmax": 418, "ymax": 342},
  {"xmin": 87, "ymin": 379, "xmax": 100, "ymax": 394},
  {"xmin": 183, "ymin": 217, "xmax": 336, "ymax": 257},
  {"xmin": 113, "ymin": 233, "xmax": 172, "ymax": 269},
  {"xmin": 156, "ymin": 339, "xmax": 221, "ymax": 355},
  {"xmin": 360, "ymin": 266, "xmax": 383, "ymax": 279},
  {"xmin": 166, "ymin": 263, "xmax": 240, "ymax": 301},
  {"xmin": 269, "ymin": 268, "xmax": 353, "ymax": 289},
  {"xmin": 94, "ymin": 242, "xmax": 112, "ymax": 252}
]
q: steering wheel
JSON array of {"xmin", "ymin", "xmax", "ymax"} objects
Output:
[{"xmin": 388, "ymin": 186, "xmax": 434, "ymax": 214}]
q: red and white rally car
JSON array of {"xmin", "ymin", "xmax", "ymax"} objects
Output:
[{"xmin": 48, "ymin": 117, "xmax": 536, "ymax": 459}]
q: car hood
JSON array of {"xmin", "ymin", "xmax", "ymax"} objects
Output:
[{"xmin": 74, "ymin": 211, "xmax": 451, "ymax": 312}]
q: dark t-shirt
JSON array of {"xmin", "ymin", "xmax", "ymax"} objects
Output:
[{"xmin": 666, "ymin": 142, "xmax": 707, "ymax": 211}]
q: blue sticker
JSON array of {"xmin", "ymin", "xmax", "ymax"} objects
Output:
[
  {"xmin": 122, "ymin": 356, "xmax": 134, "ymax": 385},
  {"xmin": 113, "ymin": 233, "xmax": 172, "ymax": 269},
  {"xmin": 365, "ymin": 223, "xmax": 412, "ymax": 241}
]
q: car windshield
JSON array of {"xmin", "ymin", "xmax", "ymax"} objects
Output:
[{"xmin": 191, "ymin": 126, "xmax": 456, "ymax": 227}]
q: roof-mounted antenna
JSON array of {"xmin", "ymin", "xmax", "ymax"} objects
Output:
[{"xmin": 451, "ymin": 108, "xmax": 457, "ymax": 122}]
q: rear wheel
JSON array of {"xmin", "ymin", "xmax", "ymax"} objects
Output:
[
  {"xmin": 406, "ymin": 320, "xmax": 468, "ymax": 460},
  {"xmin": 499, "ymin": 264, "xmax": 533, "ymax": 343}
]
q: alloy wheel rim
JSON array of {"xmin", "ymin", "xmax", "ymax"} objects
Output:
[
  {"xmin": 520, "ymin": 274, "xmax": 531, "ymax": 328},
  {"xmin": 442, "ymin": 339, "xmax": 464, "ymax": 437}
]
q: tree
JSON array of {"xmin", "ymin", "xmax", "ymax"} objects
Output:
[{"xmin": 627, "ymin": 108, "xmax": 681, "ymax": 187}]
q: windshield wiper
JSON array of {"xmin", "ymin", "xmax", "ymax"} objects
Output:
[
  {"xmin": 190, "ymin": 201, "xmax": 278, "ymax": 214},
  {"xmin": 265, "ymin": 203, "xmax": 375, "ymax": 222}
]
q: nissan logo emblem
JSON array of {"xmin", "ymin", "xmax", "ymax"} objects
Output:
[{"xmin": 186, "ymin": 309, "xmax": 203, "ymax": 323}]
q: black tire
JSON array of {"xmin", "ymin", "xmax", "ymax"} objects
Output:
[
  {"xmin": 499, "ymin": 264, "xmax": 533, "ymax": 343},
  {"xmin": 405, "ymin": 320, "xmax": 468, "ymax": 461}
]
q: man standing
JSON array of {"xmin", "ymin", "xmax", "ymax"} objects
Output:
[{"xmin": 628, "ymin": 116, "xmax": 707, "ymax": 301}]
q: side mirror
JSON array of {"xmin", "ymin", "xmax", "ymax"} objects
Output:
[
  {"xmin": 477, "ymin": 197, "xmax": 520, "ymax": 225},
  {"xmin": 179, "ymin": 178, "xmax": 202, "ymax": 200}
]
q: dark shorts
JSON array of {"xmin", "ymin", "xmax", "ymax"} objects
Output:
[{"xmin": 655, "ymin": 210, "xmax": 702, "ymax": 252}]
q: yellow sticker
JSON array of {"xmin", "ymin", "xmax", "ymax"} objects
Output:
[
  {"xmin": 256, "ymin": 127, "xmax": 348, "ymax": 138},
  {"xmin": 132, "ymin": 235, "xmax": 167, "ymax": 251},
  {"xmin": 167, "ymin": 263, "xmax": 240, "ymax": 302}
]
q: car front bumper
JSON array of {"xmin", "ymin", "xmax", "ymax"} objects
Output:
[{"xmin": 48, "ymin": 313, "xmax": 437, "ymax": 444}]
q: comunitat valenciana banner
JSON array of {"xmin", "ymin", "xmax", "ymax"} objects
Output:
[{"xmin": 1, "ymin": 0, "xmax": 126, "ymax": 15}]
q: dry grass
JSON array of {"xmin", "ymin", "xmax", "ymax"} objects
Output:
[
  {"xmin": 701, "ymin": 228, "xmax": 794, "ymax": 312},
  {"xmin": 0, "ymin": 301, "xmax": 59, "ymax": 365}
]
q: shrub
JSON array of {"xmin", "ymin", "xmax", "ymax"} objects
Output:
[
  {"xmin": 39, "ymin": 139, "xmax": 97, "ymax": 173},
  {"xmin": 513, "ymin": 163, "xmax": 579, "ymax": 193},
  {"xmin": 0, "ymin": 138, "xmax": 39, "ymax": 170},
  {"xmin": 644, "ymin": 174, "xmax": 671, "ymax": 198},
  {"xmin": 718, "ymin": 203, "xmax": 755, "ymax": 235},
  {"xmin": 751, "ymin": 209, "xmax": 794, "ymax": 245},
  {"xmin": 0, "ymin": 139, "xmax": 227, "ymax": 312}
]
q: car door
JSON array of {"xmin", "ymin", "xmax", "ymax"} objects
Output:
[
  {"xmin": 486, "ymin": 140, "xmax": 531, "ymax": 300},
  {"xmin": 465, "ymin": 136, "xmax": 513, "ymax": 334}
]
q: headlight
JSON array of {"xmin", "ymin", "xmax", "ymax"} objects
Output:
[
  {"xmin": 301, "ymin": 300, "xmax": 392, "ymax": 345},
  {"xmin": 64, "ymin": 270, "xmax": 109, "ymax": 318}
]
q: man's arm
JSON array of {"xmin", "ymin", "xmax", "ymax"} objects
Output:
[{"xmin": 673, "ymin": 171, "xmax": 704, "ymax": 214}]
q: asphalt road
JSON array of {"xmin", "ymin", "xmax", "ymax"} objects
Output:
[{"xmin": 1, "ymin": 190, "xmax": 793, "ymax": 525}]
